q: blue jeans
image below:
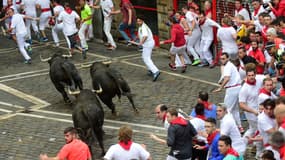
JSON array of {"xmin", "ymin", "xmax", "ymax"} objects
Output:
[{"xmin": 118, "ymin": 22, "xmax": 136, "ymax": 42}]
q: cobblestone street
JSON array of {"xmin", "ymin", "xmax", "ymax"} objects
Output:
[{"xmin": 0, "ymin": 34, "xmax": 255, "ymax": 159}]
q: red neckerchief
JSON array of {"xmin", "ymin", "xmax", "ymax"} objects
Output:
[
  {"xmin": 170, "ymin": 117, "xmax": 187, "ymax": 126},
  {"xmin": 280, "ymin": 117, "xmax": 285, "ymax": 129},
  {"xmin": 162, "ymin": 113, "xmax": 167, "ymax": 122},
  {"xmin": 200, "ymin": 101, "xmax": 212, "ymax": 110},
  {"xmin": 119, "ymin": 140, "xmax": 133, "ymax": 150},
  {"xmin": 245, "ymin": 44, "xmax": 251, "ymax": 50},
  {"xmin": 205, "ymin": 8, "xmax": 211, "ymax": 16},
  {"xmin": 65, "ymin": 7, "xmax": 72, "ymax": 14},
  {"xmin": 245, "ymin": 79, "xmax": 256, "ymax": 85},
  {"xmin": 199, "ymin": 19, "xmax": 206, "ymax": 26},
  {"xmin": 196, "ymin": 115, "xmax": 206, "ymax": 120},
  {"xmin": 4, "ymin": 4, "xmax": 12, "ymax": 12},
  {"xmin": 236, "ymin": 6, "xmax": 243, "ymax": 13},
  {"xmin": 262, "ymin": 26, "xmax": 268, "ymax": 36},
  {"xmin": 222, "ymin": 24, "xmax": 231, "ymax": 28},
  {"xmin": 259, "ymin": 88, "xmax": 271, "ymax": 96},
  {"xmin": 254, "ymin": 5, "xmax": 261, "ymax": 16},
  {"xmin": 226, "ymin": 148, "xmax": 239, "ymax": 157},
  {"xmin": 207, "ymin": 130, "xmax": 219, "ymax": 145},
  {"xmin": 280, "ymin": 145, "xmax": 285, "ymax": 159},
  {"xmin": 280, "ymin": 88, "xmax": 285, "ymax": 97}
]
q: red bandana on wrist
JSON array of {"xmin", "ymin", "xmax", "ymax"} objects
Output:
[
  {"xmin": 259, "ymin": 88, "xmax": 271, "ymax": 96},
  {"xmin": 119, "ymin": 140, "xmax": 133, "ymax": 150},
  {"xmin": 246, "ymin": 79, "xmax": 256, "ymax": 85}
]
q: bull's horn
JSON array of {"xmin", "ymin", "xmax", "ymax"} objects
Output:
[
  {"xmin": 81, "ymin": 64, "xmax": 92, "ymax": 68},
  {"xmin": 102, "ymin": 60, "xmax": 112, "ymax": 65},
  {"xmin": 40, "ymin": 54, "xmax": 52, "ymax": 62},
  {"xmin": 62, "ymin": 54, "xmax": 72, "ymax": 58},
  {"xmin": 92, "ymin": 84, "xmax": 103, "ymax": 93},
  {"xmin": 68, "ymin": 88, "xmax": 80, "ymax": 95}
]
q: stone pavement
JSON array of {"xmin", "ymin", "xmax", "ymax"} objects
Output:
[{"xmin": 0, "ymin": 33, "xmax": 255, "ymax": 159}]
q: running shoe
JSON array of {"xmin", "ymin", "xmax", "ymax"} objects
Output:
[
  {"xmin": 181, "ymin": 65, "xmax": 187, "ymax": 73},
  {"xmin": 24, "ymin": 59, "xmax": 32, "ymax": 64},
  {"xmin": 191, "ymin": 59, "xmax": 201, "ymax": 66},
  {"xmin": 168, "ymin": 63, "xmax": 176, "ymax": 71},
  {"xmin": 40, "ymin": 37, "xmax": 48, "ymax": 42},
  {"xmin": 25, "ymin": 45, "xmax": 32, "ymax": 55}
]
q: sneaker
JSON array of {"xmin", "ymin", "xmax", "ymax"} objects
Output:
[
  {"xmin": 40, "ymin": 37, "xmax": 48, "ymax": 42},
  {"xmin": 25, "ymin": 45, "xmax": 32, "ymax": 55},
  {"xmin": 168, "ymin": 63, "xmax": 176, "ymax": 71},
  {"xmin": 127, "ymin": 41, "xmax": 132, "ymax": 46},
  {"xmin": 153, "ymin": 71, "xmax": 160, "ymax": 82},
  {"xmin": 192, "ymin": 59, "xmax": 201, "ymax": 66},
  {"xmin": 24, "ymin": 59, "xmax": 31, "ymax": 64},
  {"xmin": 107, "ymin": 46, "xmax": 116, "ymax": 50},
  {"xmin": 138, "ymin": 48, "xmax": 143, "ymax": 52},
  {"xmin": 82, "ymin": 49, "xmax": 87, "ymax": 59},
  {"xmin": 209, "ymin": 63, "xmax": 215, "ymax": 68},
  {"xmin": 181, "ymin": 65, "xmax": 187, "ymax": 73},
  {"xmin": 147, "ymin": 70, "xmax": 153, "ymax": 76},
  {"xmin": 26, "ymin": 39, "xmax": 32, "ymax": 45},
  {"xmin": 55, "ymin": 43, "xmax": 60, "ymax": 47},
  {"xmin": 198, "ymin": 62, "xmax": 209, "ymax": 67}
]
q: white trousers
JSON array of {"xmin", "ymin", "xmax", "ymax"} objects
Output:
[
  {"xmin": 186, "ymin": 29, "xmax": 201, "ymax": 60},
  {"xmin": 16, "ymin": 34, "xmax": 31, "ymax": 60},
  {"xmin": 79, "ymin": 23, "xmax": 90, "ymax": 49},
  {"xmin": 52, "ymin": 23, "xmax": 71, "ymax": 48},
  {"xmin": 104, "ymin": 17, "xmax": 116, "ymax": 48},
  {"xmin": 200, "ymin": 39, "xmax": 213, "ymax": 64},
  {"xmin": 25, "ymin": 12, "xmax": 38, "ymax": 39},
  {"xmin": 243, "ymin": 119, "xmax": 257, "ymax": 138},
  {"xmin": 175, "ymin": 53, "xmax": 191, "ymax": 67},
  {"xmin": 224, "ymin": 86, "xmax": 242, "ymax": 126},
  {"xmin": 142, "ymin": 42, "xmax": 159, "ymax": 73},
  {"xmin": 39, "ymin": 11, "xmax": 51, "ymax": 30}
]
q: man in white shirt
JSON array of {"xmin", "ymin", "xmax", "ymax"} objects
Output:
[
  {"xmin": 50, "ymin": 0, "xmax": 70, "ymax": 48},
  {"xmin": 104, "ymin": 125, "xmax": 151, "ymax": 160},
  {"xmin": 217, "ymin": 17, "xmax": 238, "ymax": 60},
  {"xmin": 239, "ymin": 66, "xmax": 265, "ymax": 158},
  {"xmin": 36, "ymin": 0, "xmax": 51, "ymax": 42},
  {"xmin": 198, "ymin": 12, "xmax": 221, "ymax": 68},
  {"xmin": 258, "ymin": 99, "xmax": 277, "ymax": 147},
  {"xmin": 213, "ymin": 53, "xmax": 242, "ymax": 131},
  {"xmin": 58, "ymin": 2, "xmax": 87, "ymax": 59},
  {"xmin": 217, "ymin": 104, "xmax": 246, "ymax": 155},
  {"xmin": 258, "ymin": 77, "xmax": 277, "ymax": 106},
  {"xmin": 92, "ymin": 0, "xmax": 116, "ymax": 50},
  {"xmin": 7, "ymin": 8, "xmax": 34, "ymax": 64},
  {"xmin": 21, "ymin": 0, "xmax": 40, "ymax": 44},
  {"xmin": 182, "ymin": 6, "xmax": 201, "ymax": 66},
  {"xmin": 234, "ymin": 0, "xmax": 250, "ymax": 20},
  {"xmin": 131, "ymin": 17, "xmax": 160, "ymax": 82}
]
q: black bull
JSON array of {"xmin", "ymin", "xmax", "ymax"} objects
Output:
[
  {"xmin": 46, "ymin": 54, "xmax": 83, "ymax": 103},
  {"xmin": 72, "ymin": 89, "xmax": 105, "ymax": 157},
  {"xmin": 89, "ymin": 62, "xmax": 138, "ymax": 114}
]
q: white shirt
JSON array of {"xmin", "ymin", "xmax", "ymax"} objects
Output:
[
  {"xmin": 104, "ymin": 143, "xmax": 150, "ymax": 160},
  {"xmin": 185, "ymin": 11, "xmax": 199, "ymax": 30},
  {"xmin": 258, "ymin": 111, "xmax": 276, "ymax": 144},
  {"xmin": 217, "ymin": 27, "xmax": 238, "ymax": 53},
  {"xmin": 257, "ymin": 91, "xmax": 277, "ymax": 105},
  {"xmin": 36, "ymin": 0, "xmax": 50, "ymax": 9},
  {"xmin": 235, "ymin": 8, "xmax": 250, "ymax": 20},
  {"xmin": 190, "ymin": 118, "xmax": 206, "ymax": 142},
  {"xmin": 138, "ymin": 22, "xmax": 154, "ymax": 48},
  {"xmin": 58, "ymin": 10, "xmax": 80, "ymax": 36},
  {"xmin": 3, "ymin": 0, "xmax": 16, "ymax": 7},
  {"xmin": 265, "ymin": 146, "xmax": 281, "ymax": 160},
  {"xmin": 252, "ymin": 6, "xmax": 266, "ymax": 21},
  {"xmin": 220, "ymin": 113, "xmax": 246, "ymax": 154},
  {"xmin": 21, "ymin": 0, "xmax": 37, "ymax": 15},
  {"xmin": 10, "ymin": 13, "xmax": 27, "ymax": 36},
  {"xmin": 239, "ymin": 75, "xmax": 265, "ymax": 121},
  {"xmin": 100, "ymin": 0, "xmax": 114, "ymax": 17},
  {"xmin": 53, "ymin": 5, "xmax": 64, "ymax": 23},
  {"xmin": 223, "ymin": 61, "xmax": 241, "ymax": 87},
  {"xmin": 200, "ymin": 18, "xmax": 221, "ymax": 41}
]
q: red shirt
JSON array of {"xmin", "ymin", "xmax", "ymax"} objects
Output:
[
  {"xmin": 163, "ymin": 24, "xmax": 186, "ymax": 47},
  {"xmin": 57, "ymin": 139, "xmax": 91, "ymax": 160},
  {"xmin": 120, "ymin": 0, "xmax": 136, "ymax": 24},
  {"xmin": 248, "ymin": 49, "xmax": 266, "ymax": 74},
  {"xmin": 271, "ymin": 0, "xmax": 285, "ymax": 17}
]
